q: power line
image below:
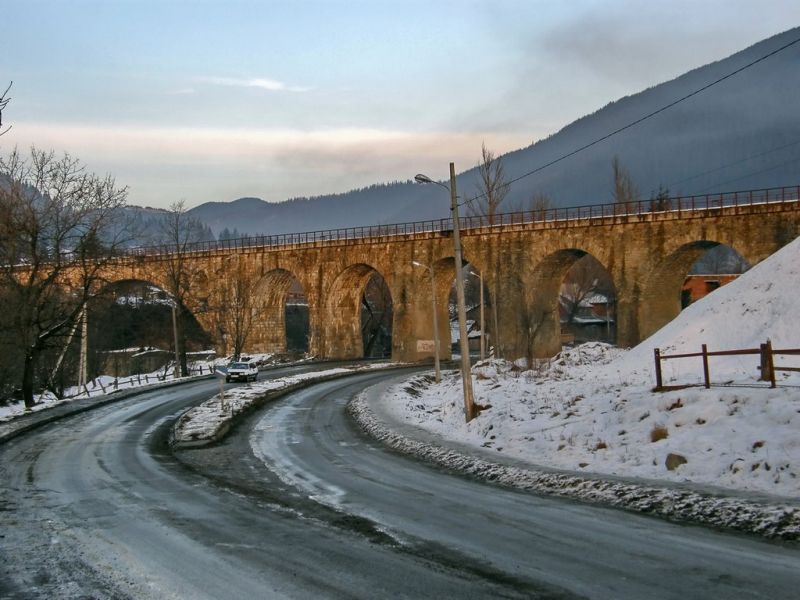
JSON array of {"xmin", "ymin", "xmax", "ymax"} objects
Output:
[
  {"xmin": 663, "ymin": 139, "xmax": 800, "ymax": 193},
  {"xmin": 463, "ymin": 34, "xmax": 800, "ymax": 208},
  {"xmin": 693, "ymin": 155, "xmax": 800, "ymax": 194}
]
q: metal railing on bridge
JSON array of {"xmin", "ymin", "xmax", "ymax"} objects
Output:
[{"xmin": 122, "ymin": 185, "xmax": 800, "ymax": 258}]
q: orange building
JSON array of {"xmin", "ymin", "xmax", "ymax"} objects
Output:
[{"xmin": 681, "ymin": 274, "xmax": 740, "ymax": 307}]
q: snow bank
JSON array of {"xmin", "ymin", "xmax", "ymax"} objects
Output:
[
  {"xmin": 375, "ymin": 237, "xmax": 800, "ymax": 499},
  {"xmin": 172, "ymin": 363, "xmax": 393, "ymax": 447},
  {"xmin": 348, "ymin": 394, "xmax": 800, "ymax": 539}
]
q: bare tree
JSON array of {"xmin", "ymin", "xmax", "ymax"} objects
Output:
[
  {"xmin": 612, "ymin": 156, "xmax": 640, "ymax": 214},
  {"xmin": 361, "ymin": 274, "xmax": 393, "ymax": 358},
  {"xmin": 529, "ymin": 192, "xmax": 552, "ymax": 221},
  {"xmin": 469, "ymin": 143, "xmax": 510, "ymax": 225},
  {"xmin": 559, "ymin": 256, "xmax": 611, "ymax": 325},
  {"xmin": 158, "ymin": 200, "xmax": 207, "ymax": 376},
  {"xmin": 468, "ymin": 144, "xmax": 511, "ymax": 356},
  {"xmin": 216, "ymin": 257, "xmax": 261, "ymax": 360},
  {"xmin": 520, "ymin": 306, "xmax": 550, "ymax": 369},
  {"xmin": 0, "ymin": 147, "xmax": 128, "ymax": 408},
  {"xmin": 649, "ymin": 184, "xmax": 672, "ymax": 212},
  {"xmin": 0, "ymin": 81, "xmax": 11, "ymax": 136}
]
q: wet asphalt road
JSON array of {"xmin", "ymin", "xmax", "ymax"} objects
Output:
[{"xmin": 1, "ymin": 367, "xmax": 799, "ymax": 599}]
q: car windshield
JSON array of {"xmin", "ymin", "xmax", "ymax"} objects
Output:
[{"xmin": 229, "ymin": 362, "xmax": 250, "ymax": 369}]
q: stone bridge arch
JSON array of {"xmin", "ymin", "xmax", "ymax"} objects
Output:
[
  {"xmin": 321, "ymin": 263, "xmax": 394, "ymax": 359},
  {"xmin": 522, "ymin": 249, "xmax": 617, "ymax": 358},
  {"xmin": 245, "ymin": 268, "xmax": 307, "ymax": 354},
  {"xmin": 638, "ymin": 239, "xmax": 752, "ymax": 340},
  {"xmin": 404, "ymin": 253, "xmax": 495, "ymax": 361},
  {"xmin": 90, "ymin": 277, "xmax": 213, "ymax": 370}
]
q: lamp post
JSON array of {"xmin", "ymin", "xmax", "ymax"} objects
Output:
[
  {"xmin": 171, "ymin": 302, "xmax": 181, "ymax": 379},
  {"xmin": 414, "ymin": 163, "xmax": 476, "ymax": 422},
  {"xmin": 471, "ymin": 268, "xmax": 486, "ymax": 361},
  {"xmin": 412, "ymin": 260, "xmax": 441, "ymax": 383}
]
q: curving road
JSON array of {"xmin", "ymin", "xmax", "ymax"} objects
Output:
[{"xmin": 1, "ymin": 368, "xmax": 799, "ymax": 599}]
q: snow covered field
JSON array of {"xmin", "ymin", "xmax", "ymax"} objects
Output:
[{"xmin": 379, "ymin": 237, "xmax": 800, "ymax": 499}]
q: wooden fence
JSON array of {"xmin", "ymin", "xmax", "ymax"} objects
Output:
[{"xmin": 653, "ymin": 340, "xmax": 800, "ymax": 390}]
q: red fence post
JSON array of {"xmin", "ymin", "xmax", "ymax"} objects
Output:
[{"xmin": 701, "ymin": 344, "xmax": 710, "ymax": 388}]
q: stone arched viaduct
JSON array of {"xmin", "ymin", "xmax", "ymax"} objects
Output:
[{"xmin": 100, "ymin": 198, "xmax": 800, "ymax": 362}]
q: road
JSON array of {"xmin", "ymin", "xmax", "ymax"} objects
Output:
[{"xmin": 1, "ymin": 367, "xmax": 799, "ymax": 599}]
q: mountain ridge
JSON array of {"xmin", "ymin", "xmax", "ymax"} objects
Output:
[{"xmin": 135, "ymin": 27, "xmax": 800, "ymax": 237}]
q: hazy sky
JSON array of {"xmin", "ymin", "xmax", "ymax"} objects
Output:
[{"xmin": 2, "ymin": 0, "xmax": 799, "ymax": 209}]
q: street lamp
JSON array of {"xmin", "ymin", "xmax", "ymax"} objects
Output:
[
  {"xmin": 471, "ymin": 268, "xmax": 486, "ymax": 361},
  {"xmin": 414, "ymin": 163, "xmax": 476, "ymax": 422},
  {"xmin": 412, "ymin": 260, "xmax": 441, "ymax": 383},
  {"xmin": 171, "ymin": 303, "xmax": 181, "ymax": 379}
]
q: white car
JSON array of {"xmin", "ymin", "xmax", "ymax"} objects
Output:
[{"xmin": 225, "ymin": 361, "xmax": 258, "ymax": 383}]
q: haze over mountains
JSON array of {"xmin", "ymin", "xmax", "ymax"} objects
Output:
[{"xmin": 143, "ymin": 28, "xmax": 800, "ymax": 238}]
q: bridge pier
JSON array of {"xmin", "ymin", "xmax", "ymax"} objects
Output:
[{"xmin": 392, "ymin": 266, "xmax": 453, "ymax": 364}]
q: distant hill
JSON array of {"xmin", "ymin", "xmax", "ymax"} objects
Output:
[
  {"xmin": 171, "ymin": 28, "xmax": 799, "ymax": 237},
  {"xmin": 121, "ymin": 205, "xmax": 215, "ymax": 247},
  {"xmin": 185, "ymin": 183, "xmax": 448, "ymax": 238}
]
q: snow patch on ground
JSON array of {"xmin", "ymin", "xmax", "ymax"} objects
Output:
[{"xmin": 172, "ymin": 363, "xmax": 392, "ymax": 446}]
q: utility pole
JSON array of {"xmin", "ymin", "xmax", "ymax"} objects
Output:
[
  {"xmin": 429, "ymin": 263, "xmax": 441, "ymax": 383},
  {"xmin": 78, "ymin": 304, "xmax": 88, "ymax": 390},
  {"xmin": 413, "ymin": 260, "xmax": 442, "ymax": 383},
  {"xmin": 450, "ymin": 162, "xmax": 476, "ymax": 421},
  {"xmin": 172, "ymin": 304, "xmax": 181, "ymax": 379},
  {"xmin": 413, "ymin": 164, "xmax": 476, "ymax": 422},
  {"xmin": 478, "ymin": 270, "xmax": 486, "ymax": 361}
]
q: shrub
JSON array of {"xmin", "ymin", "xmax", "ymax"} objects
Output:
[{"xmin": 650, "ymin": 425, "xmax": 669, "ymax": 443}]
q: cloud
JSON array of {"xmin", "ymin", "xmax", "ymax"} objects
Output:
[
  {"xmin": 4, "ymin": 121, "xmax": 530, "ymax": 207},
  {"xmin": 196, "ymin": 76, "xmax": 310, "ymax": 93}
]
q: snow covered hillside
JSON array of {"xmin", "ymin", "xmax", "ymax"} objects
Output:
[{"xmin": 382, "ymin": 238, "xmax": 800, "ymax": 497}]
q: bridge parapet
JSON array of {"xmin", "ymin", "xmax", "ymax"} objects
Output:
[{"xmin": 116, "ymin": 185, "xmax": 800, "ymax": 259}]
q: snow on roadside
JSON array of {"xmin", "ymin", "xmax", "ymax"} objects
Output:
[
  {"xmin": 0, "ymin": 360, "xmax": 221, "ymax": 423},
  {"xmin": 348, "ymin": 393, "xmax": 800, "ymax": 540},
  {"xmin": 0, "ymin": 352, "xmax": 295, "ymax": 423},
  {"xmin": 172, "ymin": 363, "xmax": 392, "ymax": 446},
  {"xmin": 375, "ymin": 236, "xmax": 800, "ymax": 500}
]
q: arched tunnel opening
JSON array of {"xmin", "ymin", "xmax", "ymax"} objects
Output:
[
  {"xmin": 508, "ymin": 249, "xmax": 616, "ymax": 361},
  {"xmin": 77, "ymin": 280, "xmax": 212, "ymax": 389},
  {"xmin": 639, "ymin": 241, "xmax": 751, "ymax": 341},
  {"xmin": 285, "ymin": 278, "xmax": 309, "ymax": 353},
  {"xmin": 361, "ymin": 273, "xmax": 393, "ymax": 358},
  {"xmin": 446, "ymin": 263, "xmax": 492, "ymax": 357},
  {"xmin": 558, "ymin": 254, "xmax": 616, "ymax": 345}
]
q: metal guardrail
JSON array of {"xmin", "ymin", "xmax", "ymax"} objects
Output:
[{"xmin": 122, "ymin": 185, "xmax": 800, "ymax": 258}]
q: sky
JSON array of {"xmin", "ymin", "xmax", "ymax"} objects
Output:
[{"xmin": 2, "ymin": 0, "xmax": 800, "ymax": 209}]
